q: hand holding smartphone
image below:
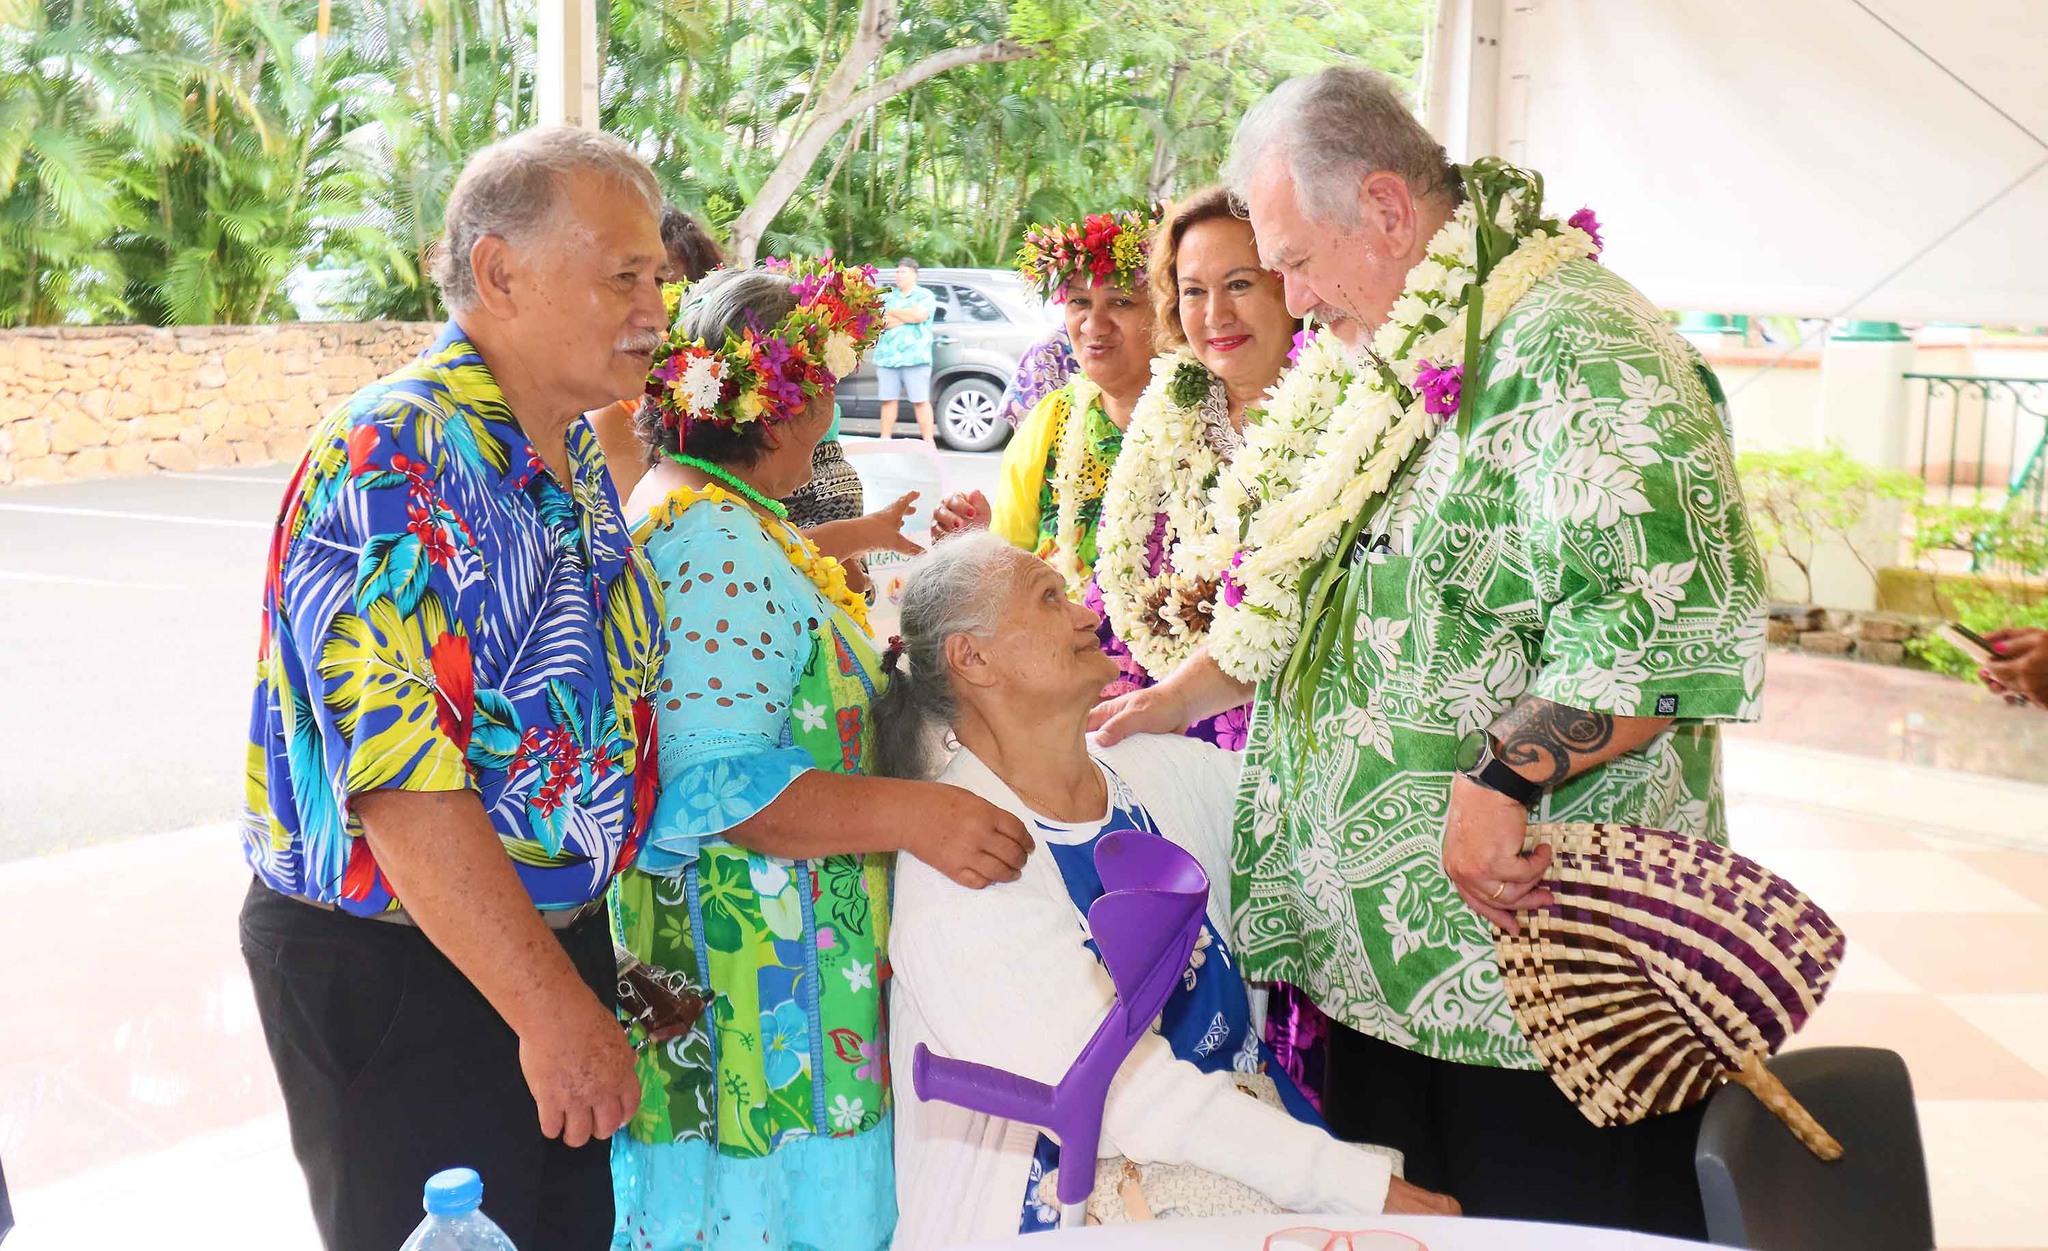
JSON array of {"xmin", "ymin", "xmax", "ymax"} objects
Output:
[
  {"xmin": 1942, "ymin": 622, "xmax": 2035, "ymax": 706},
  {"xmin": 1937, "ymin": 622, "xmax": 1999, "ymax": 667}
]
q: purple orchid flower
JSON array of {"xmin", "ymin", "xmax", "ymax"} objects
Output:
[
  {"xmin": 1220, "ymin": 550, "xmax": 1247, "ymax": 608},
  {"xmin": 1568, "ymin": 206, "xmax": 1604, "ymax": 258},
  {"xmin": 1415, "ymin": 360, "xmax": 1463, "ymax": 421},
  {"xmin": 1288, "ymin": 327, "xmax": 1318, "ymax": 366}
]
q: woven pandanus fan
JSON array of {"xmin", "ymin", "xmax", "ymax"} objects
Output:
[{"xmin": 1494, "ymin": 822, "xmax": 1847, "ymax": 1160}]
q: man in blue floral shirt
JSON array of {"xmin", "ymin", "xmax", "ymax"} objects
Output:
[{"xmin": 239, "ymin": 127, "xmax": 668, "ymax": 1251}]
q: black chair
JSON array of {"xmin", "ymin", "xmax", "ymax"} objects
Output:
[{"xmin": 1695, "ymin": 1046, "xmax": 1933, "ymax": 1250}]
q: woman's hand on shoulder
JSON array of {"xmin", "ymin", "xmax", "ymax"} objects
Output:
[
  {"xmin": 896, "ymin": 780, "xmax": 1035, "ymax": 889},
  {"xmin": 1087, "ymin": 682, "xmax": 1192, "ymax": 745}
]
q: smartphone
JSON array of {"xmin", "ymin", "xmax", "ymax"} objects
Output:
[{"xmin": 1938, "ymin": 622, "xmax": 1999, "ymax": 666}]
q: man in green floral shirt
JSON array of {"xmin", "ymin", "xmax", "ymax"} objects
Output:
[{"xmin": 1095, "ymin": 69, "xmax": 1765, "ymax": 1236}]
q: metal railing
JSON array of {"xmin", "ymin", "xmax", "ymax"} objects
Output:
[
  {"xmin": 1907, "ymin": 374, "xmax": 2048, "ymax": 508},
  {"xmin": 1905, "ymin": 374, "xmax": 2048, "ymax": 572}
]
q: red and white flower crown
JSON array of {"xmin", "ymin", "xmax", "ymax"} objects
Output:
[
  {"xmin": 1015, "ymin": 207, "xmax": 1160, "ymax": 303},
  {"xmin": 644, "ymin": 258, "xmax": 885, "ymax": 431}
]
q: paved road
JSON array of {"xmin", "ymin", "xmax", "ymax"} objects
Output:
[{"xmin": 0, "ymin": 436, "xmax": 1000, "ymax": 863}]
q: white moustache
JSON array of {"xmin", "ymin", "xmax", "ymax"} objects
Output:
[{"xmin": 618, "ymin": 334, "xmax": 661, "ymax": 353}]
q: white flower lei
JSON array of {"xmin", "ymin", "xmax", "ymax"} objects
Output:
[
  {"xmin": 1179, "ymin": 330, "xmax": 1358, "ymax": 583},
  {"xmin": 1097, "ymin": 350, "xmax": 1239, "ymax": 676},
  {"xmin": 1048, "ymin": 373, "xmax": 1106, "ymax": 595},
  {"xmin": 1205, "ymin": 192, "xmax": 1598, "ymax": 684}
]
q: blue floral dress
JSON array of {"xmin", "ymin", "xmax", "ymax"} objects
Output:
[
  {"xmin": 610, "ymin": 487, "xmax": 893, "ymax": 1251},
  {"xmin": 1015, "ymin": 767, "xmax": 1322, "ymax": 1233}
]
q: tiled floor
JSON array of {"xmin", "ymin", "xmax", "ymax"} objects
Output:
[
  {"xmin": 1721, "ymin": 701, "xmax": 2048, "ymax": 1250},
  {"xmin": 1736, "ymin": 649, "xmax": 2048, "ymax": 785},
  {"xmin": 4, "ymin": 653, "xmax": 2047, "ymax": 1248}
]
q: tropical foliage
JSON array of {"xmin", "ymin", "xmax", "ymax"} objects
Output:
[
  {"xmin": 1737, "ymin": 444, "xmax": 1922, "ymax": 606},
  {"xmin": 0, "ymin": 0, "xmax": 1432, "ymax": 326}
]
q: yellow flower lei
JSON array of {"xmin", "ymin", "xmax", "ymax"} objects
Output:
[
  {"xmin": 1048, "ymin": 373, "xmax": 1108, "ymax": 597},
  {"xmin": 634, "ymin": 482, "xmax": 872, "ymax": 636}
]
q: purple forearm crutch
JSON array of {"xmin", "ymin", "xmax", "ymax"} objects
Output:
[{"xmin": 912, "ymin": 829, "xmax": 1210, "ymax": 1209}]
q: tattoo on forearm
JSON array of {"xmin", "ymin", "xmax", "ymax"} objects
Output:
[{"xmin": 1489, "ymin": 698, "xmax": 1614, "ymax": 786}]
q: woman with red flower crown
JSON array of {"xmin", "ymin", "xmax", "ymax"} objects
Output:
[
  {"xmin": 931, "ymin": 207, "xmax": 1160, "ymax": 596},
  {"xmin": 608, "ymin": 261, "xmax": 1038, "ymax": 1251}
]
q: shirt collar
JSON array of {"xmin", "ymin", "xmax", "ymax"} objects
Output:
[{"xmin": 433, "ymin": 320, "xmax": 549, "ymax": 493}]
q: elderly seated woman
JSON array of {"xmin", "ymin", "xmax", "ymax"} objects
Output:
[{"xmin": 873, "ymin": 533, "xmax": 1459, "ymax": 1248}]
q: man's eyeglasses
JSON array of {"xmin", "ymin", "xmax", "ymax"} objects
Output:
[{"xmin": 1261, "ymin": 1230, "xmax": 1429, "ymax": 1251}]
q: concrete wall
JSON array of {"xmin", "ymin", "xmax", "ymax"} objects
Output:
[
  {"xmin": 1702, "ymin": 330, "xmax": 2048, "ymax": 608},
  {"xmin": 1698, "ymin": 345, "xmax": 1827, "ymax": 454},
  {"xmin": 0, "ymin": 322, "xmax": 439, "ymax": 485}
]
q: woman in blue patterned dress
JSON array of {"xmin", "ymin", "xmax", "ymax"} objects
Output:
[{"xmin": 609, "ymin": 264, "xmax": 1035, "ymax": 1251}]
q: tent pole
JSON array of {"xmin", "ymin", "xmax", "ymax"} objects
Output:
[{"xmin": 538, "ymin": 0, "xmax": 600, "ymax": 128}]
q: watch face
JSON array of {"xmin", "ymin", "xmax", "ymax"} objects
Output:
[{"xmin": 1456, "ymin": 730, "xmax": 1485, "ymax": 773}]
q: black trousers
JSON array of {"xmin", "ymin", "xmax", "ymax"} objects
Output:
[
  {"xmin": 1322, "ymin": 1019, "xmax": 1708, "ymax": 1239},
  {"xmin": 239, "ymin": 880, "xmax": 618, "ymax": 1251}
]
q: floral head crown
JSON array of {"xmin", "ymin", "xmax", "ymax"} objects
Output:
[
  {"xmin": 645, "ymin": 257, "xmax": 885, "ymax": 432},
  {"xmin": 1015, "ymin": 207, "xmax": 1160, "ymax": 303}
]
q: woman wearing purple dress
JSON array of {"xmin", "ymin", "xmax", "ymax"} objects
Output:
[{"xmin": 998, "ymin": 329, "xmax": 1079, "ymax": 430}]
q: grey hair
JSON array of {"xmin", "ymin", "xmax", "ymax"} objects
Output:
[
  {"xmin": 1222, "ymin": 67, "xmax": 1458, "ymax": 226},
  {"xmin": 675, "ymin": 267, "xmax": 797, "ymax": 344},
  {"xmin": 639, "ymin": 267, "xmax": 803, "ymax": 465},
  {"xmin": 870, "ymin": 532, "xmax": 1024, "ymax": 781},
  {"xmin": 431, "ymin": 125, "xmax": 662, "ymax": 312}
]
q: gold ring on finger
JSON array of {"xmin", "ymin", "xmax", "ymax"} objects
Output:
[{"xmin": 1490, "ymin": 882, "xmax": 1507, "ymax": 902}]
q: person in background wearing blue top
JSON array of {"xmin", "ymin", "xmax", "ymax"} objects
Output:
[
  {"xmin": 875, "ymin": 257, "xmax": 940, "ymax": 447},
  {"xmin": 238, "ymin": 126, "xmax": 667, "ymax": 1251}
]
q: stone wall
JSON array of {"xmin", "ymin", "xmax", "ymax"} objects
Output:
[
  {"xmin": 1768, "ymin": 604, "xmax": 1934, "ymax": 666},
  {"xmin": 0, "ymin": 322, "xmax": 440, "ymax": 485}
]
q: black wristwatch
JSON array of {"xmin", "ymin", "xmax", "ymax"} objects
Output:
[{"xmin": 1456, "ymin": 730, "xmax": 1543, "ymax": 808}]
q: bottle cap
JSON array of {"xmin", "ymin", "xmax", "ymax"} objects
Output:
[{"xmin": 423, "ymin": 1168, "xmax": 483, "ymax": 1216}]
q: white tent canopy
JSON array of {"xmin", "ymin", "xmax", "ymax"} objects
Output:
[{"xmin": 1425, "ymin": 0, "xmax": 2048, "ymax": 324}]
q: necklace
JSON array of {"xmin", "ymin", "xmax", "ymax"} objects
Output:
[
  {"xmin": 666, "ymin": 451, "xmax": 789, "ymax": 520},
  {"xmin": 1204, "ymin": 390, "xmax": 1245, "ymax": 460},
  {"xmin": 1204, "ymin": 159, "xmax": 1599, "ymax": 698},
  {"xmin": 1047, "ymin": 375, "xmax": 1110, "ymax": 597},
  {"xmin": 635, "ymin": 482, "xmax": 870, "ymax": 634},
  {"xmin": 1007, "ymin": 757, "xmax": 1108, "ymax": 824},
  {"xmin": 1097, "ymin": 351, "xmax": 1247, "ymax": 678}
]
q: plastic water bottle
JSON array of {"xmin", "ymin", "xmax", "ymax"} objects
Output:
[{"xmin": 398, "ymin": 1168, "xmax": 519, "ymax": 1251}]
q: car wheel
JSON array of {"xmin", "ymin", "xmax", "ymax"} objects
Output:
[{"xmin": 934, "ymin": 377, "xmax": 1009, "ymax": 453}]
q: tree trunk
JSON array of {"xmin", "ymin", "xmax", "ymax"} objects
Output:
[
  {"xmin": 1146, "ymin": 64, "xmax": 1186, "ymax": 203},
  {"xmin": 727, "ymin": 0, "xmax": 1042, "ymax": 265}
]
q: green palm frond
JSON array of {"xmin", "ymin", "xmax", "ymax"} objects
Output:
[{"xmin": 26, "ymin": 126, "xmax": 121, "ymax": 232}]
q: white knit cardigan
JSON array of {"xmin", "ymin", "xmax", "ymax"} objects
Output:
[{"xmin": 888, "ymin": 732, "xmax": 1395, "ymax": 1249}]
